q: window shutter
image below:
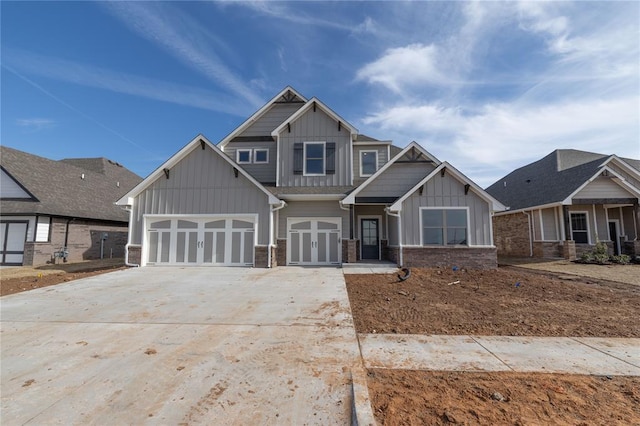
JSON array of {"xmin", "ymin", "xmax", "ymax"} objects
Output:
[
  {"xmin": 293, "ymin": 143, "xmax": 303, "ymax": 175},
  {"xmin": 326, "ymin": 142, "xmax": 336, "ymax": 175}
]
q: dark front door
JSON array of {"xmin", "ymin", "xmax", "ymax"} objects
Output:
[
  {"xmin": 361, "ymin": 219, "xmax": 379, "ymax": 260},
  {"xmin": 608, "ymin": 222, "xmax": 619, "ymax": 255}
]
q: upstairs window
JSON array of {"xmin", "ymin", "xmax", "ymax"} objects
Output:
[
  {"xmin": 304, "ymin": 142, "xmax": 325, "ymax": 176},
  {"xmin": 421, "ymin": 208, "xmax": 468, "ymax": 246},
  {"xmin": 360, "ymin": 150, "xmax": 378, "ymax": 177},
  {"xmin": 570, "ymin": 212, "xmax": 589, "ymax": 243},
  {"xmin": 236, "ymin": 149, "xmax": 252, "ymax": 164},
  {"xmin": 254, "ymin": 149, "xmax": 269, "ymax": 164}
]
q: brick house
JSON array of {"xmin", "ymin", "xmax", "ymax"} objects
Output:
[{"xmin": 0, "ymin": 146, "xmax": 142, "ymax": 266}]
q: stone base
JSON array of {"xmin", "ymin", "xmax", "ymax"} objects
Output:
[
  {"xmin": 342, "ymin": 239, "xmax": 358, "ymax": 263},
  {"xmin": 623, "ymin": 240, "xmax": 640, "ymax": 257},
  {"xmin": 562, "ymin": 240, "xmax": 576, "ymax": 260},
  {"xmin": 402, "ymin": 247, "xmax": 498, "ymax": 270},
  {"xmin": 127, "ymin": 245, "xmax": 142, "ymax": 265},
  {"xmin": 254, "ymin": 246, "xmax": 269, "ymax": 268},
  {"xmin": 385, "ymin": 246, "xmax": 400, "ymax": 265},
  {"xmin": 532, "ymin": 242, "xmax": 562, "ymax": 258},
  {"xmin": 276, "ymin": 239, "xmax": 287, "ymax": 266}
]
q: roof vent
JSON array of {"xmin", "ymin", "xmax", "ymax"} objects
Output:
[
  {"xmin": 81, "ymin": 173, "xmax": 85, "ymax": 180},
  {"xmin": 117, "ymin": 181, "xmax": 120, "ymax": 187}
]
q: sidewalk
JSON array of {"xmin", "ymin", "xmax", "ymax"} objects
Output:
[{"xmin": 359, "ymin": 334, "xmax": 640, "ymax": 376}]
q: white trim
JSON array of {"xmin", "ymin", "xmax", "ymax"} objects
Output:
[
  {"xmin": 253, "ymin": 148, "xmax": 269, "ymax": 164},
  {"xmin": 563, "ymin": 166, "xmax": 640, "ymax": 204},
  {"xmin": 303, "ymin": 141, "xmax": 326, "ymax": 176},
  {"xmin": 271, "ymin": 97, "xmax": 358, "ymax": 139},
  {"xmin": 116, "ymin": 135, "xmax": 282, "ymax": 206},
  {"xmin": 538, "ymin": 209, "xmax": 545, "ymax": 241},
  {"xmin": 494, "ymin": 202, "xmax": 562, "ymax": 216},
  {"xmin": 593, "ymin": 204, "xmax": 599, "ymax": 241},
  {"xmin": 359, "ymin": 150, "xmax": 378, "ymax": 177},
  {"xmin": 419, "ymin": 207, "xmax": 471, "ymax": 247},
  {"xmin": 279, "ymin": 194, "xmax": 345, "ymax": 201},
  {"xmin": 286, "ymin": 217, "xmax": 342, "ymax": 265},
  {"xmin": 619, "ymin": 206, "xmax": 626, "ymax": 237},
  {"xmin": 219, "ymin": 86, "xmax": 307, "ymax": 149},
  {"xmin": 236, "ymin": 149, "xmax": 252, "ymax": 164},
  {"xmin": 569, "ymin": 210, "xmax": 591, "ymax": 245},
  {"xmin": 358, "ymin": 215, "xmax": 383, "ymax": 260},
  {"xmin": 276, "ymin": 134, "xmax": 281, "ymax": 187},
  {"xmin": 353, "ymin": 140, "xmax": 392, "ymax": 146},
  {"xmin": 558, "ymin": 207, "xmax": 566, "ymax": 242},
  {"xmin": 599, "ymin": 155, "xmax": 640, "ymax": 181},
  {"xmin": 343, "ymin": 141, "xmax": 441, "ymax": 205},
  {"xmin": 554, "ymin": 206, "xmax": 560, "ymax": 242}
]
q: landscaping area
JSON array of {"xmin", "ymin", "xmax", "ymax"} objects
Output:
[{"xmin": 346, "ymin": 265, "xmax": 640, "ymax": 425}]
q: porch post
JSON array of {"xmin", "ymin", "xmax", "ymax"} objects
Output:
[
  {"xmin": 634, "ymin": 200, "xmax": 640, "ymax": 240},
  {"xmin": 563, "ymin": 206, "xmax": 571, "ymax": 240}
]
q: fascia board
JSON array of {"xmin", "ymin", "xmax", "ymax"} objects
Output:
[{"xmin": 562, "ymin": 165, "xmax": 640, "ymax": 204}]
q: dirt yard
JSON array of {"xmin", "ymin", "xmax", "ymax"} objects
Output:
[
  {"xmin": 346, "ymin": 267, "xmax": 640, "ymax": 425},
  {"xmin": 0, "ymin": 259, "xmax": 127, "ymax": 296}
]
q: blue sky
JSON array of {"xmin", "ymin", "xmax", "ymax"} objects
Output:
[{"xmin": 2, "ymin": 1, "xmax": 638, "ymax": 187}]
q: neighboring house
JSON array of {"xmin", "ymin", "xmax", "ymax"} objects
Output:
[
  {"xmin": 116, "ymin": 87, "xmax": 505, "ymax": 269},
  {"xmin": 486, "ymin": 149, "xmax": 640, "ymax": 259},
  {"xmin": 0, "ymin": 146, "xmax": 142, "ymax": 266}
]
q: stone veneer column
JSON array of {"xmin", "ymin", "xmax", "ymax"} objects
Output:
[{"xmin": 562, "ymin": 240, "xmax": 576, "ymax": 260}]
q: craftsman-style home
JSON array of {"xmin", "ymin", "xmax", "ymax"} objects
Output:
[
  {"xmin": 117, "ymin": 87, "xmax": 505, "ymax": 269},
  {"xmin": 486, "ymin": 149, "xmax": 640, "ymax": 259}
]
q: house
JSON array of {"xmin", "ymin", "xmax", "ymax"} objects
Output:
[
  {"xmin": 116, "ymin": 87, "xmax": 505, "ymax": 269},
  {"xmin": 0, "ymin": 146, "xmax": 142, "ymax": 266},
  {"xmin": 486, "ymin": 149, "xmax": 640, "ymax": 259}
]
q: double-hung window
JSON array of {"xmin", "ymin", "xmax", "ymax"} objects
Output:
[
  {"xmin": 236, "ymin": 149, "xmax": 252, "ymax": 164},
  {"xmin": 570, "ymin": 212, "xmax": 589, "ymax": 243},
  {"xmin": 360, "ymin": 150, "xmax": 378, "ymax": 177},
  {"xmin": 421, "ymin": 208, "xmax": 468, "ymax": 246},
  {"xmin": 304, "ymin": 142, "xmax": 325, "ymax": 176}
]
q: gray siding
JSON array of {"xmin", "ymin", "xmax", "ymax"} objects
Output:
[
  {"xmin": 354, "ymin": 205, "xmax": 388, "ymax": 240},
  {"xmin": 241, "ymin": 103, "xmax": 302, "ymax": 137},
  {"xmin": 359, "ymin": 163, "xmax": 436, "ymax": 198},
  {"xmin": 277, "ymin": 200, "xmax": 349, "ymax": 239},
  {"xmin": 567, "ymin": 205, "xmax": 608, "ymax": 244},
  {"xmin": 541, "ymin": 208, "xmax": 558, "ymax": 240},
  {"xmin": 574, "ymin": 176, "xmax": 635, "ymax": 199},
  {"xmin": 400, "ymin": 172, "xmax": 492, "ymax": 246},
  {"xmin": 0, "ymin": 169, "xmax": 31, "ymax": 198},
  {"xmin": 353, "ymin": 145, "xmax": 389, "ymax": 186},
  {"xmin": 131, "ymin": 145, "xmax": 271, "ymax": 245},
  {"xmin": 387, "ymin": 214, "xmax": 399, "ymax": 246},
  {"xmin": 278, "ymin": 108, "xmax": 352, "ymax": 187},
  {"xmin": 224, "ymin": 141, "xmax": 276, "ymax": 183}
]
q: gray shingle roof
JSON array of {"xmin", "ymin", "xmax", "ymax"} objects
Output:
[
  {"xmin": 485, "ymin": 149, "xmax": 640, "ymax": 211},
  {"xmin": 1, "ymin": 146, "xmax": 142, "ymax": 222}
]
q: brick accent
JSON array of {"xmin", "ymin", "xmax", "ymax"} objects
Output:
[
  {"xmin": 402, "ymin": 246, "xmax": 498, "ymax": 270},
  {"xmin": 532, "ymin": 242, "xmax": 562, "ymax": 258},
  {"xmin": 623, "ymin": 241, "xmax": 640, "ymax": 257},
  {"xmin": 492, "ymin": 214, "xmax": 531, "ymax": 257},
  {"xmin": 342, "ymin": 239, "xmax": 358, "ymax": 263},
  {"xmin": 254, "ymin": 246, "xmax": 269, "ymax": 268},
  {"xmin": 562, "ymin": 240, "xmax": 577, "ymax": 260},
  {"xmin": 23, "ymin": 217, "xmax": 128, "ymax": 266},
  {"xmin": 276, "ymin": 239, "xmax": 287, "ymax": 265},
  {"xmin": 384, "ymin": 245, "xmax": 400, "ymax": 266},
  {"xmin": 128, "ymin": 245, "xmax": 142, "ymax": 265}
]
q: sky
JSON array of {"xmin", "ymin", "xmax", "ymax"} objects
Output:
[{"xmin": 1, "ymin": 1, "xmax": 639, "ymax": 188}]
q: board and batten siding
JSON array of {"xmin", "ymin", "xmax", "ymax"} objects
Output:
[
  {"xmin": 574, "ymin": 176, "xmax": 635, "ymax": 199},
  {"xmin": 224, "ymin": 141, "xmax": 277, "ymax": 183},
  {"xmin": 608, "ymin": 163, "xmax": 640, "ymax": 190},
  {"xmin": 358, "ymin": 163, "xmax": 436, "ymax": 198},
  {"xmin": 352, "ymin": 145, "xmax": 389, "ymax": 185},
  {"xmin": 277, "ymin": 108, "xmax": 352, "ymax": 187},
  {"xmin": 277, "ymin": 200, "xmax": 349, "ymax": 239},
  {"xmin": 399, "ymin": 172, "xmax": 492, "ymax": 246},
  {"xmin": 131, "ymin": 146, "xmax": 271, "ymax": 245},
  {"xmin": 240, "ymin": 103, "xmax": 303, "ymax": 137}
]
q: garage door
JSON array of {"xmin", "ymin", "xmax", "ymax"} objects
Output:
[
  {"xmin": 287, "ymin": 218, "xmax": 341, "ymax": 266},
  {"xmin": 145, "ymin": 216, "xmax": 255, "ymax": 266},
  {"xmin": 0, "ymin": 221, "xmax": 28, "ymax": 265}
]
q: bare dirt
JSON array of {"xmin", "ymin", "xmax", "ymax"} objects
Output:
[
  {"xmin": 346, "ymin": 266, "xmax": 640, "ymax": 425},
  {"xmin": 0, "ymin": 259, "xmax": 127, "ymax": 296}
]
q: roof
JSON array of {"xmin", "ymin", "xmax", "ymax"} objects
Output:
[
  {"xmin": 271, "ymin": 97, "xmax": 358, "ymax": 139},
  {"xmin": 0, "ymin": 146, "xmax": 142, "ymax": 222},
  {"xmin": 265, "ymin": 185, "xmax": 355, "ymax": 196},
  {"xmin": 485, "ymin": 149, "xmax": 640, "ymax": 211},
  {"xmin": 116, "ymin": 134, "xmax": 282, "ymax": 206}
]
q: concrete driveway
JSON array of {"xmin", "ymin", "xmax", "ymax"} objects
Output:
[{"xmin": 1, "ymin": 267, "xmax": 364, "ymax": 425}]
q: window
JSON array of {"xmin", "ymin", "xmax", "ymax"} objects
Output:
[
  {"xmin": 304, "ymin": 142, "xmax": 325, "ymax": 175},
  {"xmin": 236, "ymin": 149, "xmax": 252, "ymax": 164},
  {"xmin": 570, "ymin": 212, "xmax": 589, "ymax": 243},
  {"xmin": 254, "ymin": 149, "xmax": 268, "ymax": 164},
  {"xmin": 421, "ymin": 208, "xmax": 468, "ymax": 246},
  {"xmin": 360, "ymin": 150, "xmax": 378, "ymax": 177}
]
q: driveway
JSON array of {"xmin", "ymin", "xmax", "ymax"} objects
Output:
[{"xmin": 1, "ymin": 267, "xmax": 364, "ymax": 425}]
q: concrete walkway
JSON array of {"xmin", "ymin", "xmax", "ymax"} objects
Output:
[
  {"xmin": 359, "ymin": 334, "xmax": 640, "ymax": 376},
  {"xmin": 1, "ymin": 267, "xmax": 374, "ymax": 425}
]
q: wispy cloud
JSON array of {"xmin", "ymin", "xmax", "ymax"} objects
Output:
[
  {"xmin": 15, "ymin": 118, "xmax": 55, "ymax": 131},
  {"xmin": 3, "ymin": 49, "xmax": 248, "ymax": 116},
  {"xmin": 102, "ymin": 2, "xmax": 263, "ymax": 108}
]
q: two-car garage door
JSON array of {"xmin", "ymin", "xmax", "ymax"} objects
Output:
[{"xmin": 144, "ymin": 216, "xmax": 256, "ymax": 266}]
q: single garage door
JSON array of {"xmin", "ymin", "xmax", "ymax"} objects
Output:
[
  {"xmin": 0, "ymin": 221, "xmax": 28, "ymax": 265},
  {"xmin": 145, "ymin": 216, "xmax": 255, "ymax": 266},
  {"xmin": 287, "ymin": 217, "xmax": 341, "ymax": 266}
]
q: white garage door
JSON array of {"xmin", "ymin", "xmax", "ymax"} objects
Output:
[
  {"xmin": 145, "ymin": 216, "xmax": 255, "ymax": 266},
  {"xmin": 0, "ymin": 221, "xmax": 28, "ymax": 265},
  {"xmin": 287, "ymin": 218, "xmax": 341, "ymax": 266}
]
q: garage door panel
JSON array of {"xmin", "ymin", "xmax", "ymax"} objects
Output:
[{"xmin": 287, "ymin": 218, "xmax": 341, "ymax": 266}]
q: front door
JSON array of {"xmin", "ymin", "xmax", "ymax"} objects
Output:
[
  {"xmin": 361, "ymin": 218, "xmax": 380, "ymax": 260},
  {"xmin": 608, "ymin": 221, "xmax": 620, "ymax": 255}
]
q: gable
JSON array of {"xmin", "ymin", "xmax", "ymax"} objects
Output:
[
  {"xmin": 573, "ymin": 175, "xmax": 637, "ymax": 200},
  {"xmin": 0, "ymin": 167, "xmax": 34, "ymax": 199},
  {"xmin": 236, "ymin": 102, "xmax": 303, "ymax": 139},
  {"xmin": 357, "ymin": 162, "xmax": 436, "ymax": 201}
]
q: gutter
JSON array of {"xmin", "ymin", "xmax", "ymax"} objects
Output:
[
  {"xmin": 268, "ymin": 201, "xmax": 287, "ymax": 268},
  {"xmin": 123, "ymin": 206, "xmax": 140, "ymax": 267},
  {"xmin": 385, "ymin": 207, "xmax": 403, "ymax": 266}
]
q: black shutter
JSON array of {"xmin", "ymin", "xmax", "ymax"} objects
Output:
[
  {"xmin": 293, "ymin": 143, "xmax": 303, "ymax": 175},
  {"xmin": 326, "ymin": 142, "xmax": 336, "ymax": 175}
]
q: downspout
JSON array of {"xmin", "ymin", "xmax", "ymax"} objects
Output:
[
  {"xmin": 385, "ymin": 208, "xmax": 403, "ymax": 266},
  {"xmin": 123, "ymin": 206, "xmax": 139, "ymax": 267},
  {"xmin": 339, "ymin": 201, "xmax": 352, "ymax": 262},
  {"xmin": 269, "ymin": 201, "xmax": 287, "ymax": 268},
  {"xmin": 523, "ymin": 211, "xmax": 533, "ymax": 257},
  {"xmin": 63, "ymin": 218, "xmax": 75, "ymax": 262}
]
